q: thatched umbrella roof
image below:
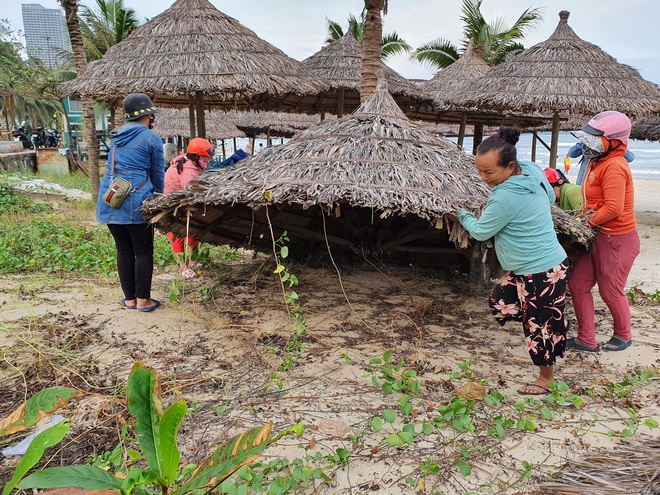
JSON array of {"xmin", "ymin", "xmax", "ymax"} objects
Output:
[
  {"xmin": 420, "ymin": 40, "xmax": 490, "ymax": 100},
  {"xmin": 446, "ymin": 10, "xmax": 660, "ymax": 166},
  {"xmin": 59, "ymin": 0, "xmax": 328, "ymax": 110},
  {"xmin": 631, "ymin": 115, "xmax": 660, "ymax": 142},
  {"xmin": 143, "ymin": 83, "xmax": 594, "ymax": 265},
  {"xmin": 225, "ymin": 111, "xmax": 323, "ymax": 138},
  {"xmin": 156, "ymin": 108, "xmax": 244, "ymax": 140},
  {"xmin": 449, "ymin": 11, "xmax": 660, "ymax": 118},
  {"xmin": 143, "ymin": 83, "xmax": 491, "ymax": 262},
  {"xmin": 302, "ymin": 32, "xmax": 436, "ymax": 118}
]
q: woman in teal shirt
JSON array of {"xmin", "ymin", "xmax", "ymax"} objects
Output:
[{"xmin": 455, "ymin": 127, "xmax": 569, "ymax": 396}]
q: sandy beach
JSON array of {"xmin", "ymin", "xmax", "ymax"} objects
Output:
[{"xmin": 0, "ymin": 177, "xmax": 658, "ymax": 494}]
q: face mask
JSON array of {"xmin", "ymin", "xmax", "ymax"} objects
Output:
[{"xmin": 571, "ymin": 130, "xmax": 604, "ymax": 159}]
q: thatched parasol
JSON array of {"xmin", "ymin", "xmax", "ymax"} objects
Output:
[
  {"xmin": 143, "ymin": 83, "xmax": 594, "ymax": 267},
  {"xmin": 419, "ymin": 39, "xmax": 491, "ymax": 148},
  {"xmin": 302, "ymin": 32, "xmax": 436, "ymax": 118},
  {"xmin": 631, "ymin": 115, "xmax": 660, "ymax": 142},
  {"xmin": 143, "ymin": 83, "xmax": 492, "ymax": 265},
  {"xmin": 447, "ymin": 11, "xmax": 660, "ymax": 166},
  {"xmin": 59, "ymin": 0, "xmax": 329, "ymax": 133},
  {"xmin": 156, "ymin": 109, "xmax": 244, "ymax": 140},
  {"xmin": 225, "ymin": 111, "xmax": 323, "ymax": 139}
]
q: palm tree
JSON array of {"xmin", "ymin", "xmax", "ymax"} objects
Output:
[
  {"xmin": 325, "ymin": 7, "xmax": 410, "ymax": 63},
  {"xmin": 60, "ymin": 0, "xmax": 101, "ymax": 202},
  {"xmin": 80, "ymin": 0, "xmax": 140, "ymax": 62},
  {"xmin": 360, "ymin": 0, "xmax": 388, "ymax": 102},
  {"xmin": 413, "ymin": 0, "xmax": 544, "ymax": 70}
]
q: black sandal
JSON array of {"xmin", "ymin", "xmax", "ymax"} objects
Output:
[{"xmin": 601, "ymin": 336, "xmax": 632, "ymax": 351}]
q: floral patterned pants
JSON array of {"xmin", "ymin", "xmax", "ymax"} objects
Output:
[{"xmin": 489, "ymin": 259, "xmax": 570, "ymax": 367}]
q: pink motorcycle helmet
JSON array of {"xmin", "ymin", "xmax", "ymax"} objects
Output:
[{"xmin": 581, "ymin": 110, "xmax": 631, "ymax": 144}]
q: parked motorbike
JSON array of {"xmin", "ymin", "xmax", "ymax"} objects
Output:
[
  {"xmin": 46, "ymin": 128, "xmax": 62, "ymax": 148},
  {"xmin": 11, "ymin": 126, "xmax": 32, "ymax": 149},
  {"xmin": 31, "ymin": 126, "xmax": 47, "ymax": 148}
]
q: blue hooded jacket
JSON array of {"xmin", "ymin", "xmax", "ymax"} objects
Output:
[
  {"xmin": 97, "ymin": 122, "xmax": 165, "ymax": 224},
  {"xmin": 456, "ymin": 161, "xmax": 566, "ymax": 275}
]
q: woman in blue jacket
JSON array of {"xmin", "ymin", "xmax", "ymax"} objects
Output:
[
  {"xmin": 97, "ymin": 93, "xmax": 164, "ymax": 312},
  {"xmin": 455, "ymin": 127, "xmax": 569, "ymax": 395}
]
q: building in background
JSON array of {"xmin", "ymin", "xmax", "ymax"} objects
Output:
[{"xmin": 21, "ymin": 3, "xmax": 72, "ymax": 69}]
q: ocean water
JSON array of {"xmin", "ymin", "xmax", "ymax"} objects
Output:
[
  {"xmin": 227, "ymin": 131, "xmax": 659, "ymax": 180},
  {"xmin": 449, "ymin": 131, "xmax": 660, "ymax": 180}
]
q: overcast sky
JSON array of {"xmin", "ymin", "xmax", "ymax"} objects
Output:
[{"xmin": 4, "ymin": 0, "xmax": 659, "ymax": 84}]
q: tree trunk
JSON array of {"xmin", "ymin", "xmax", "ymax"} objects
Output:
[
  {"xmin": 61, "ymin": 0, "xmax": 100, "ymax": 202},
  {"xmin": 360, "ymin": 0, "xmax": 384, "ymax": 103}
]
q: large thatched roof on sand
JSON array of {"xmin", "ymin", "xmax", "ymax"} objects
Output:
[
  {"xmin": 302, "ymin": 32, "xmax": 436, "ymax": 117},
  {"xmin": 143, "ymin": 84, "xmax": 594, "ymax": 263},
  {"xmin": 156, "ymin": 109, "xmax": 244, "ymax": 140},
  {"xmin": 448, "ymin": 11, "xmax": 660, "ymax": 118},
  {"xmin": 143, "ymin": 84, "xmax": 490, "ymax": 260},
  {"xmin": 420, "ymin": 40, "xmax": 490, "ymax": 100},
  {"xmin": 59, "ymin": 0, "xmax": 327, "ymax": 109}
]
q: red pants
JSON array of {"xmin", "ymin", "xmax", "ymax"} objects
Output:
[
  {"xmin": 167, "ymin": 232, "xmax": 198, "ymax": 254},
  {"xmin": 568, "ymin": 230, "xmax": 640, "ymax": 347}
]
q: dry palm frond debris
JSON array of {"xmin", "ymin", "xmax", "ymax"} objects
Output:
[{"xmin": 538, "ymin": 438, "xmax": 660, "ymax": 495}]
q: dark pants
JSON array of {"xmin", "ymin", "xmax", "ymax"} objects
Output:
[
  {"xmin": 489, "ymin": 259, "xmax": 570, "ymax": 367},
  {"xmin": 107, "ymin": 223, "xmax": 154, "ymax": 300}
]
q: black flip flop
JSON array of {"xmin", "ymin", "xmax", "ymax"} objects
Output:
[{"xmin": 518, "ymin": 383, "xmax": 552, "ymax": 396}]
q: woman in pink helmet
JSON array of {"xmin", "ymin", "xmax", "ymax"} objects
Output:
[
  {"xmin": 567, "ymin": 111, "xmax": 640, "ymax": 352},
  {"xmin": 164, "ymin": 137, "xmax": 215, "ymax": 278}
]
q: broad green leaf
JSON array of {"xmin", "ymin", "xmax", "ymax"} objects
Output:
[
  {"xmin": 18, "ymin": 464, "xmax": 121, "ymax": 492},
  {"xmin": 382, "ymin": 410, "xmax": 397, "ymax": 424},
  {"xmin": 280, "ymin": 246, "xmax": 289, "ymax": 259},
  {"xmin": 0, "ymin": 387, "xmax": 82, "ymax": 436},
  {"xmin": 274, "ymin": 264, "xmax": 285, "ymax": 274},
  {"xmin": 422, "ymin": 421, "xmax": 433, "ymax": 435},
  {"xmin": 370, "ymin": 417, "xmax": 382, "ymax": 432},
  {"xmin": 127, "ymin": 361, "xmax": 163, "ymax": 475},
  {"xmin": 457, "ymin": 459, "xmax": 472, "ymax": 476},
  {"xmin": 399, "ymin": 431, "xmax": 414, "ymax": 445},
  {"xmin": 4, "ymin": 420, "xmax": 71, "ymax": 495},
  {"xmin": 159, "ymin": 401, "xmax": 186, "ymax": 485},
  {"xmin": 386, "ymin": 434, "xmax": 404, "ymax": 447},
  {"xmin": 175, "ymin": 423, "xmax": 272, "ymax": 494},
  {"xmin": 645, "ymin": 418, "xmax": 659, "ymax": 428},
  {"xmin": 541, "ymin": 407, "xmax": 553, "ymax": 420},
  {"xmin": 120, "ymin": 467, "xmax": 160, "ymax": 494}
]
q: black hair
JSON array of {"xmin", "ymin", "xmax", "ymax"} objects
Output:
[
  {"xmin": 476, "ymin": 126, "xmax": 521, "ymax": 168},
  {"xmin": 172, "ymin": 153, "xmax": 204, "ymax": 174}
]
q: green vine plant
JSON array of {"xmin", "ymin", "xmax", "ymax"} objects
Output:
[
  {"xmin": 263, "ymin": 199, "xmax": 308, "ymax": 387},
  {"xmin": 1, "ymin": 361, "xmax": 301, "ymax": 495}
]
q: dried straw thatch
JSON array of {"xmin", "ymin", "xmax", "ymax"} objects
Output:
[
  {"xmin": 143, "ymin": 83, "xmax": 490, "ymax": 262},
  {"xmin": 59, "ymin": 0, "xmax": 327, "ymax": 110},
  {"xmin": 156, "ymin": 108, "xmax": 244, "ymax": 140},
  {"xmin": 538, "ymin": 438, "xmax": 660, "ymax": 495},
  {"xmin": 631, "ymin": 115, "xmax": 660, "ymax": 142},
  {"xmin": 449, "ymin": 11, "xmax": 660, "ymax": 118},
  {"xmin": 420, "ymin": 40, "xmax": 490, "ymax": 103},
  {"xmin": 143, "ymin": 83, "xmax": 595, "ymax": 265},
  {"xmin": 302, "ymin": 32, "xmax": 436, "ymax": 117},
  {"xmin": 225, "ymin": 111, "xmax": 323, "ymax": 138}
]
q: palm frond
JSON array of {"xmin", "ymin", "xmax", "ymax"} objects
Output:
[
  {"xmin": 413, "ymin": 38, "xmax": 459, "ymax": 70},
  {"xmin": 380, "ymin": 31, "xmax": 411, "ymax": 62},
  {"xmin": 325, "ymin": 18, "xmax": 344, "ymax": 44}
]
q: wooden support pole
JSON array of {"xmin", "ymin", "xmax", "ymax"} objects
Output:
[
  {"xmin": 531, "ymin": 133, "xmax": 537, "ymax": 162},
  {"xmin": 549, "ymin": 112, "xmax": 560, "ymax": 169},
  {"xmin": 188, "ymin": 95, "xmax": 195, "ymax": 138},
  {"xmin": 457, "ymin": 113, "xmax": 467, "ymax": 148},
  {"xmin": 195, "ymin": 91, "xmax": 206, "ymax": 139}
]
